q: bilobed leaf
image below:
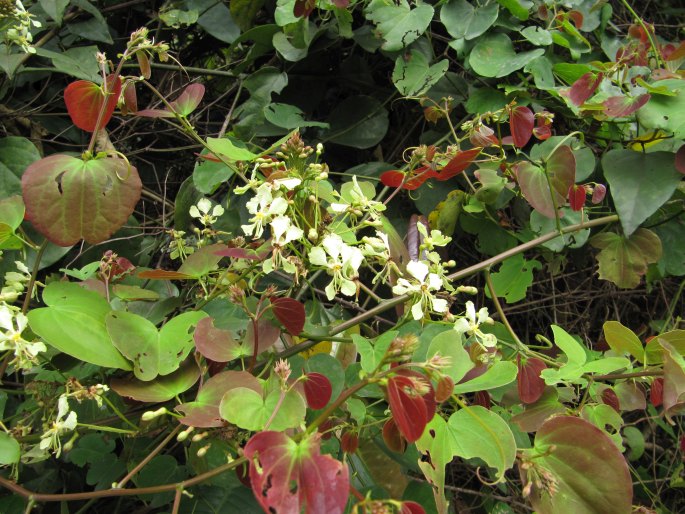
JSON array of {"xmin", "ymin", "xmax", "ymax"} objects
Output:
[
  {"xmin": 602, "ymin": 150, "xmax": 682, "ymax": 236},
  {"xmin": 510, "ymin": 106, "xmax": 534, "ymax": 147},
  {"xmin": 518, "ymin": 357, "xmax": 547, "ymax": 404},
  {"xmin": 392, "ymin": 51, "xmax": 448, "ymax": 97},
  {"xmin": 303, "ymin": 372, "xmax": 332, "ymax": 409},
  {"xmin": 270, "ymin": 297, "xmax": 305, "ymax": 335},
  {"xmin": 27, "ymin": 282, "xmax": 131, "ymax": 370},
  {"xmin": 178, "ymin": 243, "xmax": 225, "ymax": 278},
  {"xmin": 193, "ymin": 317, "xmax": 243, "ymax": 362},
  {"xmin": 21, "ymin": 154, "xmax": 142, "ymax": 246},
  {"xmin": 110, "ymin": 359, "xmax": 200, "ymax": 402},
  {"xmin": 0, "ymin": 136, "xmax": 41, "ymax": 198},
  {"xmin": 603, "ymin": 321, "xmax": 644, "ymax": 362},
  {"xmin": 447, "ymin": 406, "xmax": 516, "ymax": 482},
  {"xmin": 325, "ymin": 95, "xmax": 389, "ymax": 149},
  {"xmin": 169, "ymin": 83, "xmax": 205, "ymax": 116},
  {"xmin": 177, "ymin": 371, "xmax": 262, "ymax": 427},
  {"xmin": 244, "ymin": 431, "xmax": 349, "ymax": 514},
  {"xmin": 496, "ymin": 0, "xmax": 532, "ymax": 20},
  {"xmin": 106, "ymin": 310, "xmax": 207, "ymax": 381},
  {"xmin": 353, "ymin": 331, "xmax": 396, "ymax": 374},
  {"xmin": 64, "ymin": 75, "xmax": 121, "ymax": 132},
  {"xmin": 521, "ymin": 416, "xmax": 633, "ymax": 514},
  {"xmin": 469, "ymin": 33, "xmax": 545, "ymax": 78},
  {"xmin": 263, "ymin": 103, "xmax": 329, "ymax": 129},
  {"xmin": 590, "ymin": 229, "xmax": 662, "ymax": 289},
  {"xmin": 219, "ymin": 386, "xmax": 306, "ymax": 431},
  {"xmin": 452, "ymin": 361, "xmax": 518, "ymax": 394},
  {"xmin": 440, "ymin": 0, "xmax": 499, "ymax": 40},
  {"xmin": 365, "ymin": 0, "xmax": 434, "ymax": 52}
]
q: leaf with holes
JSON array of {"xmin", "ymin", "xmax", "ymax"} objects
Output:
[
  {"xmin": 590, "ymin": 229, "xmax": 662, "ymax": 289},
  {"xmin": 106, "ymin": 310, "xmax": 207, "ymax": 381},
  {"xmin": 510, "ymin": 106, "xmax": 534, "ymax": 147},
  {"xmin": 603, "ymin": 94, "xmax": 650, "ymax": 117},
  {"xmin": 521, "ymin": 416, "xmax": 633, "ymax": 514},
  {"xmin": 244, "ymin": 431, "xmax": 349, "ymax": 514},
  {"xmin": 64, "ymin": 75, "xmax": 121, "ymax": 132},
  {"xmin": 21, "ymin": 154, "xmax": 141, "ymax": 246},
  {"xmin": 392, "ymin": 51, "xmax": 448, "ymax": 97},
  {"xmin": 518, "ymin": 356, "xmax": 547, "ymax": 404},
  {"xmin": 365, "ymin": 0, "xmax": 434, "ymax": 52},
  {"xmin": 177, "ymin": 371, "xmax": 262, "ymax": 427},
  {"xmin": 270, "ymin": 297, "xmax": 305, "ymax": 335},
  {"xmin": 303, "ymin": 372, "xmax": 332, "ymax": 410}
]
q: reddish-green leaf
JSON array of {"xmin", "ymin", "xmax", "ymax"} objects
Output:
[
  {"xmin": 382, "ymin": 418, "xmax": 407, "ymax": 453},
  {"xmin": 517, "ymin": 357, "xmax": 547, "ymax": 404},
  {"xmin": 521, "ymin": 416, "xmax": 633, "ymax": 514},
  {"xmin": 660, "ymin": 339, "xmax": 685, "ymax": 420},
  {"xmin": 271, "ymin": 297, "xmax": 305, "ymax": 335},
  {"xmin": 214, "ymin": 246, "xmax": 267, "ymax": 260},
  {"xmin": 602, "ymin": 93, "xmax": 650, "ymax": 117},
  {"xmin": 21, "ymin": 154, "xmax": 142, "ymax": 246},
  {"xmin": 64, "ymin": 75, "xmax": 121, "ymax": 132},
  {"xmin": 380, "ymin": 167, "xmax": 437, "ymax": 190},
  {"xmin": 122, "ymin": 82, "xmax": 138, "ymax": 114},
  {"xmin": 510, "ymin": 106, "xmax": 534, "ymax": 147},
  {"xmin": 170, "ymin": 83, "xmax": 205, "ymax": 116},
  {"xmin": 568, "ymin": 72, "xmax": 602, "ymax": 106},
  {"xmin": 294, "ymin": 0, "xmax": 316, "ymax": 17},
  {"xmin": 435, "ymin": 147, "xmax": 481, "ymax": 180},
  {"xmin": 303, "ymin": 372, "xmax": 332, "ymax": 410},
  {"xmin": 136, "ymin": 269, "xmax": 193, "ymax": 280},
  {"xmin": 244, "ymin": 431, "xmax": 349, "ymax": 514},
  {"xmin": 601, "ymin": 388, "xmax": 621, "ymax": 412},
  {"xmin": 387, "ymin": 375, "xmax": 428, "ymax": 443},
  {"xmin": 568, "ymin": 184, "xmax": 586, "ymax": 211},
  {"xmin": 650, "ymin": 378, "xmax": 664, "ymax": 407},
  {"xmin": 193, "ymin": 316, "xmax": 241, "ymax": 362}
]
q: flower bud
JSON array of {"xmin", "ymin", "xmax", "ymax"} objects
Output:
[
  {"xmin": 196, "ymin": 444, "xmax": 211, "ymax": 458},
  {"xmin": 308, "ymin": 228, "xmax": 319, "ymax": 242},
  {"xmin": 177, "ymin": 426, "xmax": 194, "ymax": 442},
  {"xmin": 141, "ymin": 407, "xmax": 168, "ymax": 421}
]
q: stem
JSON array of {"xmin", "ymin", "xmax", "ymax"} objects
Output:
[
  {"xmin": 76, "ymin": 423, "xmax": 136, "ymax": 435},
  {"xmin": 249, "ymin": 316, "xmax": 260, "ymax": 373},
  {"xmin": 115, "ymin": 425, "xmax": 182, "ymax": 488},
  {"xmin": 171, "ymin": 487, "xmax": 183, "ymax": 514},
  {"xmin": 22, "ymin": 240, "xmax": 48, "ymax": 314},
  {"xmin": 101, "ymin": 395, "xmax": 139, "ymax": 431},
  {"xmin": 306, "ymin": 380, "xmax": 369, "ymax": 434},
  {"xmin": 618, "ymin": 0, "xmax": 664, "ymax": 69},
  {"xmin": 592, "ymin": 370, "xmax": 663, "ymax": 381},
  {"xmin": 484, "ymin": 270, "xmax": 526, "ymax": 351}
]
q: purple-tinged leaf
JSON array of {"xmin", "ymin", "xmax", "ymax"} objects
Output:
[
  {"xmin": 64, "ymin": 75, "xmax": 121, "ymax": 132},
  {"xmin": 602, "ymin": 93, "xmax": 650, "ymax": 117},
  {"xmin": 676, "ymin": 145, "xmax": 685, "ymax": 175},
  {"xmin": 194, "ymin": 317, "xmax": 241, "ymax": 363},
  {"xmin": 270, "ymin": 297, "xmax": 305, "ymax": 335},
  {"xmin": 510, "ymin": 106, "xmax": 534, "ymax": 148},
  {"xmin": 110, "ymin": 359, "xmax": 200, "ymax": 403},
  {"xmin": 303, "ymin": 372, "xmax": 332, "ymax": 410},
  {"xmin": 170, "ymin": 83, "xmax": 205, "ymax": 116},
  {"xmin": 517, "ymin": 357, "xmax": 547, "ymax": 404}
]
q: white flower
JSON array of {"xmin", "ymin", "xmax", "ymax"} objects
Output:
[
  {"xmin": 330, "ymin": 176, "xmax": 385, "ymax": 219},
  {"xmin": 263, "ymin": 215, "xmax": 304, "ymax": 275},
  {"xmin": 189, "ymin": 198, "xmax": 224, "ymax": 226},
  {"xmin": 453, "ymin": 301, "xmax": 496, "ymax": 347},
  {"xmin": 39, "ymin": 395, "xmax": 78, "ymax": 457},
  {"xmin": 392, "ymin": 260, "xmax": 448, "ymax": 320},
  {"xmin": 309, "ymin": 233, "xmax": 364, "ymax": 300},
  {"xmin": 242, "ymin": 184, "xmax": 289, "ymax": 239},
  {"xmin": 0, "ymin": 303, "xmax": 46, "ymax": 370}
]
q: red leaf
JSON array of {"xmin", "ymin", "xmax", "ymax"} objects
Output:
[
  {"xmin": 470, "ymin": 124, "xmax": 499, "ymax": 147},
  {"xmin": 603, "ymin": 93, "xmax": 651, "ymax": 117},
  {"xmin": 331, "ymin": 0, "xmax": 349, "ymax": 7},
  {"xmin": 435, "ymin": 375, "xmax": 454, "ymax": 403},
  {"xmin": 64, "ymin": 75, "xmax": 121, "ymax": 132},
  {"xmin": 568, "ymin": 184, "xmax": 587, "ymax": 211},
  {"xmin": 517, "ymin": 357, "xmax": 547, "ymax": 404},
  {"xmin": 675, "ymin": 145, "xmax": 685, "ymax": 175},
  {"xmin": 474, "ymin": 390, "xmax": 491, "ymax": 409},
  {"xmin": 650, "ymin": 378, "xmax": 664, "ymax": 407},
  {"xmin": 387, "ymin": 375, "xmax": 428, "ymax": 443},
  {"xmin": 244, "ymin": 431, "xmax": 349, "ymax": 514},
  {"xmin": 568, "ymin": 10, "xmax": 583, "ymax": 29},
  {"xmin": 664, "ymin": 41, "xmax": 685, "ymax": 61},
  {"xmin": 435, "ymin": 147, "xmax": 482, "ymax": 180},
  {"xmin": 382, "ymin": 418, "xmax": 407, "ymax": 453},
  {"xmin": 271, "ymin": 297, "xmax": 305, "ymax": 335},
  {"xmin": 193, "ymin": 317, "xmax": 240, "ymax": 363},
  {"xmin": 294, "ymin": 0, "xmax": 316, "ymax": 17},
  {"xmin": 380, "ymin": 168, "xmax": 437, "ymax": 190},
  {"xmin": 510, "ymin": 106, "xmax": 535, "ymax": 148},
  {"xmin": 303, "ymin": 372, "xmax": 332, "ymax": 410},
  {"xmin": 602, "ymin": 388, "xmax": 621, "ymax": 412},
  {"xmin": 401, "ymin": 501, "xmax": 427, "ymax": 514},
  {"xmin": 591, "ymin": 183, "xmax": 607, "ymax": 204},
  {"xmin": 568, "ymin": 72, "xmax": 603, "ymax": 106},
  {"xmin": 122, "ymin": 82, "xmax": 138, "ymax": 114},
  {"xmin": 340, "ymin": 431, "xmax": 358, "ymax": 454},
  {"xmin": 137, "ymin": 269, "xmax": 193, "ymax": 280}
]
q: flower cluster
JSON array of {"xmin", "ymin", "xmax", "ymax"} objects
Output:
[
  {"xmin": 0, "ymin": 1, "xmax": 42, "ymax": 54},
  {"xmin": 0, "ymin": 302, "xmax": 45, "ymax": 371}
]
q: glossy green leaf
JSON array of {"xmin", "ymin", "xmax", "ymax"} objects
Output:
[
  {"xmin": 590, "ymin": 229, "xmax": 662, "ymax": 289},
  {"xmin": 110, "ymin": 359, "xmax": 200, "ymax": 402},
  {"xmin": 393, "ymin": 51, "xmax": 448, "ymax": 97},
  {"xmin": 365, "ymin": 0, "xmax": 434, "ymax": 52},
  {"xmin": 448, "ymin": 406, "xmax": 516, "ymax": 482},
  {"xmin": 496, "ymin": 0, "xmax": 532, "ymax": 20},
  {"xmin": 0, "ymin": 137, "xmax": 40, "ymax": 198},
  {"xmin": 603, "ymin": 150, "xmax": 682, "ymax": 236},
  {"xmin": 486, "ymin": 253, "xmax": 542, "ymax": 303},
  {"xmin": 219, "ymin": 387, "xmax": 306, "ymax": 431},
  {"xmin": 440, "ymin": 0, "xmax": 499, "ymax": 40},
  {"xmin": 452, "ymin": 361, "xmax": 518, "ymax": 394},
  {"xmin": 582, "ymin": 357, "xmax": 631, "ymax": 374},
  {"xmin": 521, "ymin": 416, "xmax": 633, "ymax": 514},
  {"xmin": 27, "ymin": 282, "xmax": 130, "ymax": 370},
  {"xmin": 469, "ymin": 33, "xmax": 544, "ymax": 78},
  {"xmin": 603, "ymin": 321, "xmax": 644, "ymax": 362},
  {"xmin": 106, "ymin": 310, "xmax": 207, "ymax": 381},
  {"xmin": 325, "ymin": 95, "xmax": 389, "ymax": 149},
  {"xmin": 426, "ymin": 329, "xmax": 473, "ymax": 382},
  {"xmin": 540, "ymin": 325, "xmax": 586, "ymax": 385}
]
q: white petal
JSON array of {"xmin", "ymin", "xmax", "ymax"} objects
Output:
[
  {"xmin": 322, "ymin": 234, "xmax": 343, "ymax": 258},
  {"xmin": 340, "ymin": 279, "xmax": 356, "ymax": 297},
  {"xmin": 453, "ymin": 318, "xmax": 470, "ymax": 334},
  {"xmin": 465, "ymin": 301, "xmax": 476, "ymax": 323},
  {"xmin": 477, "ymin": 307, "xmax": 490, "ymax": 324},
  {"xmin": 406, "ymin": 260, "xmax": 429, "ymax": 282},
  {"xmin": 0, "ymin": 306, "xmax": 14, "ymax": 331},
  {"xmin": 268, "ymin": 197, "xmax": 289, "ymax": 215},
  {"xmin": 284, "ymin": 225, "xmax": 304, "ymax": 244},
  {"xmin": 197, "ymin": 198, "xmax": 212, "ymax": 214},
  {"xmin": 189, "ymin": 205, "xmax": 201, "ymax": 218},
  {"xmin": 411, "ymin": 301, "xmax": 424, "ymax": 320},
  {"xmin": 324, "ymin": 281, "xmax": 337, "ymax": 301},
  {"xmin": 432, "ymin": 298, "xmax": 448, "ymax": 313},
  {"xmin": 427, "ymin": 273, "xmax": 443, "ymax": 291},
  {"xmin": 309, "ymin": 247, "xmax": 328, "ymax": 267},
  {"xmin": 270, "ymin": 215, "xmax": 290, "ymax": 241},
  {"xmin": 274, "ymin": 178, "xmax": 301, "ymax": 190}
]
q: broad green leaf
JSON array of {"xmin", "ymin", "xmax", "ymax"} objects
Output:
[
  {"xmin": 34, "ymin": 46, "xmax": 101, "ymax": 82},
  {"xmin": 590, "ymin": 229, "xmax": 662, "ymax": 289},
  {"xmin": 603, "ymin": 321, "xmax": 644, "ymax": 362},
  {"xmin": 325, "ymin": 95, "xmax": 389, "ymax": 149},
  {"xmin": 206, "ymin": 137, "xmax": 258, "ymax": 162},
  {"xmin": 0, "ymin": 432, "xmax": 20, "ymax": 465},
  {"xmin": 496, "ymin": 0, "xmax": 533, "ymax": 20},
  {"xmin": 354, "ymin": 331, "xmax": 396, "ymax": 374},
  {"xmin": 365, "ymin": 0, "xmax": 434, "ymax": 52},
  {"xmin": 654, "ymin": 215, "xmax": 685, "ymax": 276},
  {"xmin": 230, "ymin": 0, "xmax": 265, "ymax": 30},
  {"xmin": 530, "ymin": 208, "xmax": 590, "ymax": 252},
  {"xmin": 486, "ymin": 253, "xmax": 542, "ymax": 303},
  {"xmin": 0, "ymin": 137, "xmax": 40, "ymax": 198},
  {"xmin": 416, "ymin": 415, "xmax": 452, "ymax": 514},
  {"xmin": 581, "ymin": 403, "xmax": 625, "ymax": 452},
  {"xmin": 638, "ymin": 79, "xmax": 685, "ymax": 138},
  {"xmin": 106, "ymin": 310, "xmax": 207, "ymax": 381},
  {"xmin": 392, "ymin": 51, "xmax": 448, "ymax": 97},
  {"xmin": 447, "ymin": 406, "xmax": 516, "ymax": 482},
  {"xmin": 582, "ymin": 357, "xmax": 631, "ymax": 374},
  {"xmin": 426, "ymin": 329, "xmax": 473, "ymax": 382},
  {"xmin": 197, "ymin": 2, "xmax": 240, "ymax": 43},
  {"xmin": 28, "ymin": 282, "xmax": 131, "ymax": 370},
  {"xmin": 193, "ymin": 151, "xmax": 235, "ymax": 194},
  {"xmin": 263, "ymin": 103, "xmax": 329, "ymax": 129},
  {"xmin": 540, "ymin": 325, "xmax": 586, "ymax": 385},
  {"xmin": 522, "ymin": 416, "xmax": 633, "ymax": 514},
  {"xmin": 603, "ymin": 150, "xmax": 682, "ymax": 236},
  {"xmin": 469, "ymin": 33, "xmax": 544, "ymax": 78},
  {"xmin": 645, "ymin": 330, "xmax": 685, "ymax": 364},
  {"xmin": 110, "ymin": 359, "xmax": 200, "ymax": 402},
  {"xmin": 219, "ymin": 387, "xmax": 306, "ymax": 431},
  {"xmin": 178, "ymin": 243, "xmax": 226, "ymax": 278},
  {"xmin": 440, "ymin": 0, "xmax": 499, "ymax": 40},
  {"xmin": 0, "ymin": 196, "xmax": 24, "ymax": 250},
  {"xmin": 39, "ymin": 0, "xmax": 70, "ymax": 23},
  {"xmin": 521, "ymin": 26, "xmax": 553, "ymax": 45},
  {"xmin": 452, "ymin": 361, "xmax": 518, "ymax": 394}
]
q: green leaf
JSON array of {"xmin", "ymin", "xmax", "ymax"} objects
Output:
[
  {"xmin": 0, "ymin": 137, "xmax": 40, "ymax": 198},
  {"xmin": 230, "ymin": 0, "xmax": 266, "ymax": 31},
  {"xmin": 197, "ymin": 2, "xmax": 240, "ymax": 43},
  {"xmin": 521, "ymin": 416, "xmax": 633, "ymax": 514},
  {"xmin": 106, "ymin": 310, "xmax": 207, "ymax": 381},
  {"xmin": 530, "ymin": 208, "xmax": 590, "ymax": 252},
  {"xmin": 39, "ymin": 0, "xmax": 70, "ymax": 23},
  {"xmin": 426, "ymin": 329, "xmax": 474, "ymax": 382},
  {"xmin": 416, "ymin": 415, "xmax": 453, "ymax": 514},
  {"xmin": 469, "ymin": 33, "xmax": 545, "ymax": 78},
  {"xmin": 206, "ymin": 137, "xmax": 258, "ymax": 162},
  {"xmin": 0, "ymin": 196, "xmax": 25, "ymax": 250},
  {"xmin": 21, "ymin": 154, "xmax": 142, "ymax": 246},
  {"xmin": 581, "ymin": 357, "xmax": 631, "ymax": 375},
  {"xmin": 659, "ymin": 340, "xmax": 685, "ymax": 420},
  {"xmin": 325, "ymin": 95, "xmax": 389, "ymax": 149},
  {"xmin": 603, "ymin": 321, "xmax": 644, "ymax": 362},
  {"xmin": 0, "ymin": 432, "xmax": 20, "ymax": 465},
  {"xmin": 540, "ymin": 325, "xmax": 587, "ymax": 385},
  {"xmin": 496, "ymin": 0, "xmax": 533, "ymax": 20},
  {"xmin": 365, "ymin": 0, "xmax": 434, "ymax": 52},
  {"xmin": 263, "ymin": 103, "xmax": 329, "ymax": 129},
  {"xmin": 178, "ymin": 243, "xmax": 226, "ymax": 278},
  {"xmin": 392, "ymin": 51, "xmax": 449, "ymax": 97},
  {"xmin": 69, "ymin": 433, "xmax": 115, "ymax": 467},
  {"xmin": 440, "ymin": 0, "xmax": 499, "ymax": 40},
  {"xmin": 354, "ymin": 331, "xmax": 396, "ymax": 374},
  {"xmin": 110, "ymin": 359, "xmax": 200, "ymax": 402},
  {"xmin": 27, "ymin": 282, "xmax": 131, "ymax": 370},
  {"xmin": 654, "ymin": 215, "xmax": 685, "ymax": 276},
  {"xmin": 603, "ymin": 150, "xmax": 682, "ymax": 236},
  {"xmin": 193, "ymin": 153, "xmax": 235, "ymax": 194},
  {"xmin": 447, "ymin": 406, "xmax": 516, "ymax": 482},
  {"xmin": 590, "ymin": 229, "xmax": 662, "ymax": 289},
  {"xmin": 219, "ymin": 387, "xmax": 306, "ymax": 431},
  {"xmin": 521, "ymin": 26, "xmax": 553, "ymax": 45},
  {"xmin": 637, "ymin": 79, "xmax": 685, "ymax": 138},
  {"xmin": 486, "ymin": 253, "xmax": 542, "ymax": 303},
  {"xmin": 452, "ymin": 361, "xmax": 518, "ymax": 394},
  {"xmin": 34, "ymin": 46, "xmax": 101, "ymax": 81}
]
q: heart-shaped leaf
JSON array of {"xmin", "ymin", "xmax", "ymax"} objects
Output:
[
  {"xmin": 106, "ymin": 310, "xmax": 208, "ymax": 381},
  {"xmin": 270, "ymin": 297, "xmax": 305, "ymax": 335},
  {"xmin": 510, "ymin": 106, "xmax": 534, "ymax": 147},
  {"xmin": 27, "ymin": 282, "xmax": 130, "ymax": 370},
  {"xmin": 193, "ymin": 316, "xmax": 244, "ymax": 362},
  {"xmin": 387, "ymin": 374, "xmax": 428, "ymax": 443},
  {"xmin": 0, "ymin": 195, "xmax": 25, "ymax": 249},
  {"xmin": 567, "ymin": 72, "xmax": 603, "ymax": 106},
  {"xmin": 110, "ymin": 359, "xmax": 200, "ymax": 403},
  {"xmin": 568, "ymin": 184, "xmax": 586, "ymax": 211},
  {"xmin": 170, "ymin": 83, "xmax": 205, "ymax": 116},
  {"xmin": 590, "ymin": 229, "xmax": 662, "ymax": 288},
  {"xmin": 64, "ymin": 75, "xmax": 121, "ymax": 132},
  {"xmin": 518, "ymin": 356, "xmax": 547, "ymax": 404},
  {"xmin": 521, "ymin": 416, "xmax": 633, "ymax": 514},
  {"xmin": 219, "ymin": 386, "xmax": 306, "ymax": 431},
  {"xmin": 303, "ymin": 372, "xmax": 332, "ymax": 410},
  {"xmin": 244, "ymin": 431, "xmax": 349, "ymax": 514},
  {"xmin": 21, "ymin": 154, "xmax": 142, "ymax": 246}
]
